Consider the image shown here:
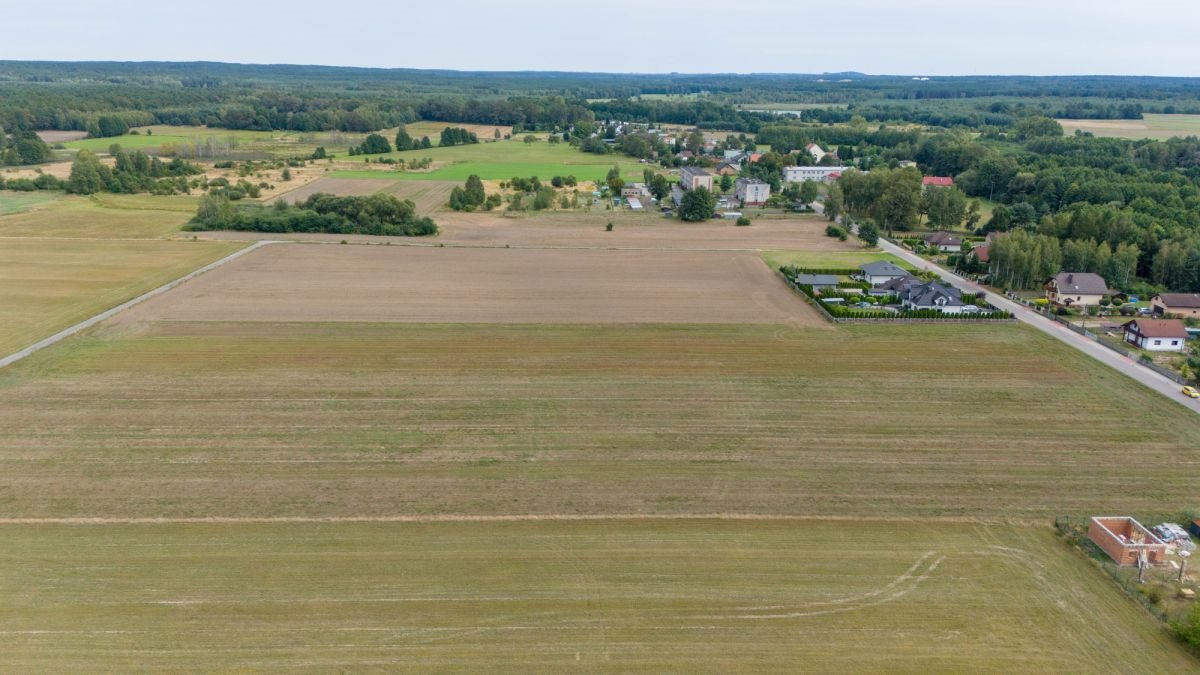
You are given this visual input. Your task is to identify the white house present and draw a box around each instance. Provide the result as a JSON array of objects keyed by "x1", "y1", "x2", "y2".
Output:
[
  {"x1": 1122, "y1": 319, "x2": 1188, "y2": 352},
  {"x1": 806, "y1": 143, "x2": 827, "y2": 163},
  {"x1": 857, "y1": 261, "x2": 912, "y2": 286},
  {"x1": 900, "y1": 281, "x2": 965, "y2": 314},
  {"x1": 783, "y1": 166, "x2": 848, "y2": 184},
  {"x1": 734, "y1": 177, "x2": 771, "y2": 206}
]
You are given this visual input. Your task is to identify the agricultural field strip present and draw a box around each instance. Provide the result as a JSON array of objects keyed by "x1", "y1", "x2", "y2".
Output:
[
  {"x1": 0, "y1": 514, "x2": 1035, "y2": 525},
  {"x1": 0, "y1": 240, "x2": 267, "y2": 370}
]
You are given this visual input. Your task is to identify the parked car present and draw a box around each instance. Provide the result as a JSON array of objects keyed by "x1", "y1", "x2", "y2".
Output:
[
  {"x1": 961, "y1": 305, "x2": 980, "y2": 313},
  {"x1": 1183, "y1": 386, "x2": 1199, "y2": 399},
  {"x1": 1138, "y1": 307, "x2": 1154, "y2": 317}
]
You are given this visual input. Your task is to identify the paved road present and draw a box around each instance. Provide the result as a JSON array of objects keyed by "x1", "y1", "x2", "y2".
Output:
[
  {"x1": 0, "y1": 240, "x2": 281, "y2": 371},
  {"x1": 872, "y1": 236, "x2": 1200, "y2": 415}
]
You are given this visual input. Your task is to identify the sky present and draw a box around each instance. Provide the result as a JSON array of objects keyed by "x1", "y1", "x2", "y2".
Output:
[{"x1": 6, "y1": 0, "x2": 1200, "y2": 76}]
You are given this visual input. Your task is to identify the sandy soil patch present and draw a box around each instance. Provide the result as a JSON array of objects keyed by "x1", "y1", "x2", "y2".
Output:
[
  {"x1": 35, "y1": 130, "x2": 89, "y2": 143},
  {"x1": 117, "y1": 243, "x2": 819, "y2": 325},
  {"x1": 263, "y1": 177, "x2": 396, "y2": 204}
]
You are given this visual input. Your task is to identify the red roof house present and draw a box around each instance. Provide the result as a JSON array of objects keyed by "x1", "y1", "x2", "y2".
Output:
[{"x1": 922, "y1": 176, "x2": 954, "y2": 187}]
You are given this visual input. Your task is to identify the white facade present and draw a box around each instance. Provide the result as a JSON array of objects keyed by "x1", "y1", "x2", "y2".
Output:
[
  {"x1": 735, "y1": 179, "x2": 771, "y2": 205},
  {"x1": 783, "y1": 166, "x2": 848, "y2": 184}
]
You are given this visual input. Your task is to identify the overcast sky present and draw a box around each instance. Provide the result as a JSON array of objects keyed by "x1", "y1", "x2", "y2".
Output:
[{"x1": 6, "y1": 0, "x2": 1200, "y2": 76}]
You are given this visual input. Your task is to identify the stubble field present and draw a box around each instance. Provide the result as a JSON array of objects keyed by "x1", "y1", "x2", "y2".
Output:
[{"x1": 114, "y1": 244, "x2": 818, "y2": 325}]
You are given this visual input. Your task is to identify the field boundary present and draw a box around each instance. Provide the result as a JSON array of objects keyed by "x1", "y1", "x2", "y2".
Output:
[
  {"x1": 0, "y1": 513, "x2": 1046, "y2": 526},
  {"x1": 0, "y1": 240, "x2": 279, "y2": 371}
]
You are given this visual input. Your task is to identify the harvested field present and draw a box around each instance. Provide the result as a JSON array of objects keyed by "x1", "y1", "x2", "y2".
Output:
[
  {"x1": 1058, "y1": 114, "x2": 1200, "y2": 140},
  {"x1": 196, "y1": 213, "x2": 854, "y2": 252},
  {"x1": 0, "y1": 195, "x2": 195, "y2": 239},
  {"x1": 117, "y1": 244, "x2": 816, "y2": 325},
  {"x1": 1, "y1": 519, "x2": 1192, "y2": 672},
  {"x1": 380, "y1": 180, "x2": 456, "y2": 215},
  {"x1": 2, "y1": 322, "x2": 1198, "y2": 520},
  {"x1": 0, "y1": 239, "x2": 243, "y2": 356},
  {"x1": 263, "y1": 177, "x2": 396, "y2": 205},
  {"x1": 34, "y1": 130, "x2": 89, "y2": 143}
]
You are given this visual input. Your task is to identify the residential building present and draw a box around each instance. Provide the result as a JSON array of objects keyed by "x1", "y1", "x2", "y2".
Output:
[
  {"x1": 900, "y1": 280, "x2": 964, "y2": 314},
  {"x1": 794, "y1": 274, "x2": 839, "y2": 291},
  {"x1": 1088, "y1": 517, "x2": 1167, "y2": 567},
  {"x1": 857, "y1": 261, "x2": 912, "y2": 286},
  {"x1": 1151, "y1": 293, "x2": 1200, "y2": 319},
  {"x1": 898, "y1": 160, "x2": 918, "y2": 169},
  {"x1": 924, "y1": 231, "x2": 962, "y2": 252},
  {"x1": 679, "y1": 166, "x2": 714, "y2": 191},
  {"x1": 1045, "y1": 272, "x2": 1109, "y2": 307},
  {"x1": 723, "y1": 150, "x2": 744, "y2": 160},
  {"x1": 869, "y1": 276, "x2": 921, "y2": 296},
  {"x1": 621, "y1": 183, "x2": 650, "y2": 200},
  {"x1": 968, "y1": 244, "x2": 990, "y2": 263},
  {"x1": 734, "y1": 177, "x2": 771, "y2": 206},
  {"x1": 806, "y1": 143, "x2": 827, "y2": 163},
  {"x1": 783, "y1": 166, "x2": 848, "y2": 184},
  {"x1": 922, "y1": 176, "x2": 954, "y2": 188},
  {"x1": 1122, "y1": 319, "x2": 1188, "y2": 352},
  {"x1": 715, "y1": 160, "x2": 740, "y2": 176}
]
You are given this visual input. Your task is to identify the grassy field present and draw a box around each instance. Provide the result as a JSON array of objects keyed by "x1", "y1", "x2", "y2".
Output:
[
  {"x1": 0, "y1": 239, "x2": 243, "y2": 356},
  {"x1": 1058, "y1": 114, "x2": 1200, "y2": 140},
  {"x1": 0, "y1": 191, "x2": 63, "y2": 216},
  {"x1": 2, "y1": 321, "x2": 1198, "y2": 520},
  {"x1": 761, "y1": 249, "x2": 915, "y2": 270},
  {"x1": 0, "y1": 195, "x2": 198, "y2": 239},
  {"x1": 334, "y1": 140, "x2": 647, "y2": 182},
  {"x1": 1, "y1": 519, "x2": 1191, "y2": 672},
  {"x1": 64, "y1": 125, "x2": 365, "y2": 158}
]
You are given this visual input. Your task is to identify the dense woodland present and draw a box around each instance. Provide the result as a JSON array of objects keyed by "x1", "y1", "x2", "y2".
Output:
[{"x1": 189, "y1": 193, "x2": 437, "y2": 237}]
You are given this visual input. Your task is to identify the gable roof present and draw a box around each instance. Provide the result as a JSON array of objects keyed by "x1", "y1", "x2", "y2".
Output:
[
  {"x1": 859, "y1": 261, "x2": 911, "y2": 277},
  {"x1": 924, "y1": 231, "x2": 961, "y2": 246},
  {"x1": 679, "y1": 166, "x2": 712, "y2": 179},
  {"x1": 1155, "y1": 293, "x2": 1200, "y2": 309},
  {"x1": 922, "y1": 176, "x2": 954, "y2": 187},
  {"x1": 872, "y1": 276, "x2": 922, "y2": 293},
  {"x1": 1050, "y1": 272, "x2": 1108, "y2": 296},
  {"x1": 1124, "y1": 319, "x2": 1188, "y2": 339}
]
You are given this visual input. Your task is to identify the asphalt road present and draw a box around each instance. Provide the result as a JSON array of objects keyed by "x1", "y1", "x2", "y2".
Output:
[{"x1": 872, "y1": 236, "x2": 1200, "y2": 416}]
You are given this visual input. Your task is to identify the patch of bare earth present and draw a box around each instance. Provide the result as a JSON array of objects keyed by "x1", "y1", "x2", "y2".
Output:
[{"x1": 115, "y1": 243, "x2": 820, "y2": 326}]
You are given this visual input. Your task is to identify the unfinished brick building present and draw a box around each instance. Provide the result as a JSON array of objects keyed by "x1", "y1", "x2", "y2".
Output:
[{"x1": 1088, "y1": 517, "x2": 1167, "y2": 567}]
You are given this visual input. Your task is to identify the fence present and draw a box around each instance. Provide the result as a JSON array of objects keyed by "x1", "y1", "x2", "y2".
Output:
[
  {"x1": 1031, "y1": 302, "x2": 1197, "y2": 387},
  {"x1": 780, "y1": 272, "x2": 1016, "y2": 325}
]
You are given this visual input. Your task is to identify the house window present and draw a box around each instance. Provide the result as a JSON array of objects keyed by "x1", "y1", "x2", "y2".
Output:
[
  {"x1": 1171, "y1": 340, "x2": 1180, "y2": 346},
  {"x1": 1153, "y1": 340, "x2": 1161, "y2": 346}
]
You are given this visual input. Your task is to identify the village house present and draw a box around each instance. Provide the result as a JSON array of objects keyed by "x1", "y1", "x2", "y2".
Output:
[
  {"x1": 679, "y1": 166, "x2": 714, "y2": 191},
  {"x1": 922, "y1": 176, "x2": 954, "y2": 188},
  {"x1": 621, "y1": 183, "x2": 650, "y2": 200},
  {"x1": 1045, "y1": 272, "x2": 1109, "y2": 307},
  {"x1": 1151, "y1": 293, "x2": 1200, "y2": 319},
  {"x1": 795, "y1": 274, "x2": 839, "y2": 292},
  {"x1": 1122, "y1": 318, "x2": 1188, "y2": 352},
  {"x1": 900, "y1": 280, "x2": 965, "y2": 314},
  {"x1": 968, "y1": 243, "x2": 990, "y2": 264},
  {"x1": 734, "y1": 177, "x2": 771, "y2": 206},
  {"x1": 783, "y1": 166, "x2": 848, "y2": 184},
  {"x1": 923, "y1": 231, "x2": 962, "y2": 253},
  {"x1": 715, "y1": 160, "x2": 740, "y2": 176},
  {"x1": 869, "y1": 275, "x2": 921, "y2": 296},
  {"x1": 857, "y1": 261, "x2": 912, "y2": 286},
  {"x1": 806, "y1": 143, "x2": 826, "y2": 163}
]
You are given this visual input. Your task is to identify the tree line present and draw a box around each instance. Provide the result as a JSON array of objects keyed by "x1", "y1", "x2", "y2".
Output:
[{"x1": 188, "y1": 193, "x2": 437, "y2": 237}]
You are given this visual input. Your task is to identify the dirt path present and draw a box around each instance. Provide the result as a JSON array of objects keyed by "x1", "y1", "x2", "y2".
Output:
[{"x1": 0, "y1": 240, "x2": 279, "y2": 371}]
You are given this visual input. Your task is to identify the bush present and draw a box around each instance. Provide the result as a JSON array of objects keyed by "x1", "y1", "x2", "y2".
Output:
[
  {"x1": 736, "y1": 216, "x2": 751, "y2": 226},
  {"x1": 825, "y1": 225, "x2": 845, "y2": 238}
]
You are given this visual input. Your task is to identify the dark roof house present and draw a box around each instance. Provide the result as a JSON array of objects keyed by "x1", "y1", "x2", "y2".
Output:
[
  {"x1": 795, "y1": 274, "x2": 839, "y2": 289},
  {"x1": 858, "y1": 261, "x2": 912, "y2": 281},
  {"x1": 924, "y1": 231, "x2": 962, "y2": 249},
  {"x1": 1048, "y1": 272, "x2": 1108, "y2": 296},
  {"x1": 901, "y1": 280, "x2": 963, "y2": 311}
]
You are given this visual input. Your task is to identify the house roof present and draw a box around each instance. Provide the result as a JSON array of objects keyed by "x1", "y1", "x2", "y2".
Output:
[
  {"x1": 1155, "y1": 293, "x2": 1200, "y2": 309},
  {"x1": 735, "y1": 177, "x2": 767, "y2": 186},
  {"x1": 795, "y1": 274, "x2": 839, "y2": 286},
  {"x1": 1050, "y1": 272, "x2": 1108, "y2": 296},
  {"x1": 924, "y1": 231, "x2": 961, "y2": 246},
  {"x1": 922, "y1": 176, "x2": 954, "y2": 187},
  {"x1": 971, "y1": 244, "x2": 990, "y2": 262},
  {"x1": 859, "y1": 261, "x2": 911, "y2": 277},
  {"x1": 1124, "y1": 319, "x2": 1188, "y2": 339},
  {"x1": 872, "y1": 276, "x2": 921, "y2": 293},
  {"x1": 903, "y1": 281, "x2": 963, "y2": 307},
  {"x1": 679, "y1": 166, "x2": 712, "y2": 178}
]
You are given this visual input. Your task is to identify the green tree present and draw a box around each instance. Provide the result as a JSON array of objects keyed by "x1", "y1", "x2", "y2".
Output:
[
  {"x1": 798, "y1": 180, "x2": 820, "y2": 207},
  {"x1": 464, "y1": 174, "x2": 486, "y2": 206},
  {"x1": 922, "y1": 186, "x2": 968, "y2": 229},
  {"x1": 857, "y1": 222, "x2": 880, "y2": 247},
  {"x1": 65, "y1": 150, "x2": 107, "y2": 195},
  {"x1": 395, "y1": 126, "x2": 414, "y2": 151},
  {"x1": 281, "y1": 167, "x2": 292, "y2": 181},
  {"x1": 649, "y1": 174, "x2": 670, "y2": 201},
  {"x1": 358, "y1": 133, "x2": 392, "y2": 155},
  {"x1": 680, "y1": 186, "x2": 717, "y2": 222},
  {"x1": 719, "y1": 174, "x2": 733, "y2": 193}
]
